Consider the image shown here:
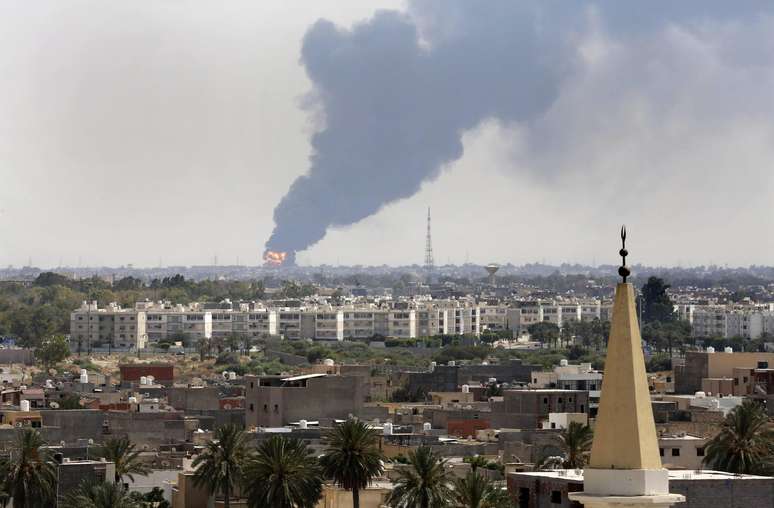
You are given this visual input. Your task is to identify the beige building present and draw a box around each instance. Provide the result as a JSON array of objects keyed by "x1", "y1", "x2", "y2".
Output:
[{"x1": 70, "y1": 301, "x2": 147, "y2": 349}]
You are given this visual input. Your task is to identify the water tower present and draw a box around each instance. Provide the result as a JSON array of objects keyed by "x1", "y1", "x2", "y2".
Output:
[{"x1": 485, "y1": 263, "x2": 499, "y2": 286}]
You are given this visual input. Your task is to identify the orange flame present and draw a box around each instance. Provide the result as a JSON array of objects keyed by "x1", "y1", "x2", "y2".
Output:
[{"x1": 263, "y1": 250, "x2": 288, "y2": 266}]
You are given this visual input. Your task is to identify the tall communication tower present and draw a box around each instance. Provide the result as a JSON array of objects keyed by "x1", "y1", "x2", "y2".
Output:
[{"x1": 424, "y1": 207, "x2": 434, "y2": 280}]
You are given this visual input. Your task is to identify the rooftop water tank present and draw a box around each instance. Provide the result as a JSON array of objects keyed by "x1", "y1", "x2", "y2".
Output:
[
  {"x1": 80, "y1": 370, "x2": 89, "y2": 384},
  {"x1": 707, "y1": 346, "x2": 715, "y2": 353},
  {"x1": 229, "y1": 371, "x2": 237, "y2": 380},
  {"x1": 448, "y1": 361, "x2": 456, "y2": 367},
  {"x1": 383, "y1": 422, "x2": 393, "y2": 436},
  {"x1": 128, "y1": 396, "x2": 138, "y2": 404},
  {"x1": 323, "y1": 358, "x2": 335, "y2": 366},
  {"x1": 695, "y1": 391, "x2": 706, "y2": 398},
  {"x1": 724, "y1": 347, "x2": 733, "y2": 354},
  {"x1": 423, "y1": 422, "x2": 432, "y2": 433},
  {"x1": 140, "y1": 376, "x2": 148, "y2": 385},
  {"x1": 560, "y1": 359, "x2": 569, "y2": 367},
  {"x1": 20, "y1": 400, "x2": 30, "y2": 412},
  {"x1": 462, "y1": 384, "x2": 470, "y2": 393},
  {"x1": 299, "y1": 419, "x2": 308, "y2": 429}
]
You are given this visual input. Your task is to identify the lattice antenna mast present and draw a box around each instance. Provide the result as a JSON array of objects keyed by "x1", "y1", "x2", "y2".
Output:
[{"x1": 424, "y1": 207, "x2": 435, "y2": 276}]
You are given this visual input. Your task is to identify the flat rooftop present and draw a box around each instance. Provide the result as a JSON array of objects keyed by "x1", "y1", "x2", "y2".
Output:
[{"x1": 511, "y1": 469, "x2": 772, "y2": 481}]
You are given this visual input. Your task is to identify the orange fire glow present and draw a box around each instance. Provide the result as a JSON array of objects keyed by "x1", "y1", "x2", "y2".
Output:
[{"x1": 263, "y1": 250, "x2": 288, "y2": 266}]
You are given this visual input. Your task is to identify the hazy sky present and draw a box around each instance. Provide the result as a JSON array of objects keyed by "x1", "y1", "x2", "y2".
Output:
[{"x1": 1, "y1": 1, "x2": 773, "y2": 268}]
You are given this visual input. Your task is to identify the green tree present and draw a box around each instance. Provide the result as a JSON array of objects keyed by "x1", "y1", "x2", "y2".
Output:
[
  {"x1": 61, "y1": 480, "x2": 141, "y2": 508},
  {"x1": 1, "y1": 428, "x2": 57, "y2": 508},
  {"x1": 640, "y1": 277, "x2": 675, "y2": 323},
  {"x1": 452, "y1": 471, "x2": 513, "y2": 508},
  {"x1": 95, "y1": 436, "x2": 151, "y2": 484},
  {"x1": 386, "y1": 446, "x2": 452, "y2": 508},
  {"x1": 702, "y1": 400, "x2": 774, "y2": 475},
  {"x1": 192, "y1": 424, "x2": 248, "y2": 508},
  {"x1": 242, "y1": 435, "x2": 323, "y2": 508},
  {"x1": 527, "y1": 322, "x2": 560, "y2": 348},
  {"x1": 320, "y1": 419, "x2": 384, "y2": 508},
  {"x1": 34, "y1": 335, "x2": 70, "y2": 372}
]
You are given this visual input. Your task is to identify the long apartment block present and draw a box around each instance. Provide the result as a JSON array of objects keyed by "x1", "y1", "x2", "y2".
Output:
[{"x1": 70, "y1": 299, "x2": 511, "y2": 347}]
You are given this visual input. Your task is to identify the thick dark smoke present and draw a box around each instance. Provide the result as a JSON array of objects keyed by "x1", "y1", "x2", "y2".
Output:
[{"x1": 265, "y1": 0, "x2": 771, "y2": 259}]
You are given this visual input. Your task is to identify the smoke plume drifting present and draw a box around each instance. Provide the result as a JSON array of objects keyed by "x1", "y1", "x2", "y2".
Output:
[{"x1": 265, "y1": 0, "x2": 771, "y2": 261}]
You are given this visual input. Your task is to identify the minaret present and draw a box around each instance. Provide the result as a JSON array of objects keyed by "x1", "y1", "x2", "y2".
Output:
[{"x1": 569, "y1": 227, "x2": 684, "y2": 508}]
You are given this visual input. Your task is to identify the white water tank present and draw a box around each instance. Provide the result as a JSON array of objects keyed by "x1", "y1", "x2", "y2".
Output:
[
  {"x1": 383, "y1": 422, "x2": 393, "y2": 435},
  {"x1": 299, "y1": 419, "x2": 308, "y2": 429},
  {"x1": 695, "y1": 391, "x2": 706, "y2": 398},
  {"x1": 128, "y1": 396, "x2": 138, "y2": 404},
  {"x1": 20, "y1": 400, "x2": 30, "y2": 412},
  {"x1": 448, "y1": 361, "x2": 456, "y2": 367},
  {"x1": 80, "y1": 369, "x2": 89, "y2": 384},
  {"x1": 462, "y1": 384, "x2": 470, "y2": 393},
  {"x1": 323, "y1": 358, "x2": 335, "y2": 367},
  {"x1": 488, "y1": 377, "x2": 497, "y2": 384},
  {"x1": 45, "y1": 379, "x2": 54, "y2": 389},
  {"x1": 147, "y1": 375, "x2": 155, "y2": 384},
  {"x1": 429, "y1": 362, "x2": 436, "y2": 372},
  {"x1": 724, "y1": 347, "x2": 733, "y2": 354},
  {"x1": 560, "y1": 359, "x2": 569, "y2": 367},
  {"x1": 229, "y1": 371, "x2": 237, "y2": 380},
  {"x1": 423, "y1": 422, "x2": 432, "y2": 433},
  {"x1": 481, "y1": 361, "x2": 489, "y2": 366},
  {"x1": 707, "y1": 346, "x2": 715, "y2": 353},
  {"x1": 140, "y1": 376, "x2": 148, "y2": 385}
]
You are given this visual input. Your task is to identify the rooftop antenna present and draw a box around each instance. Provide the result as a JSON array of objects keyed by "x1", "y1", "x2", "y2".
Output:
[{"x1": 424, "y1": 207, "x2": 434, "y2": 281}]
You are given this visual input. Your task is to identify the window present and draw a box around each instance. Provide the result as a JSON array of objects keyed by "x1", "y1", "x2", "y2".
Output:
[
  {"x1": 580, "y1": 404, "x2": 585, "y2": 413},
  {"x1": 273, "y1": 404, "x2": 279, "y2": 413},
  {"x1": 671, "y1": 448, "x2": 680, "y2": 457},
  {"x1": 558, "y1": 397, "x2": 563, "y2": 403},
  {"x1": 697, "y1": 447, "x2": 705, "y2": 457},
  {"x1": 550, "y1": 490, "x2": 562, "y2": 504},
  {"x1": 543, "y1": 397, "x2": 549, "y2": 404},
  {"x1": 263, "y1": 404, "x2": 268, "y2": 413},
  {"x1": 249, "y1": 404, "x2": 254, "y2": 412},
  {"x1": 659, "y1": 448, "x2": 664, "y2": 456}
]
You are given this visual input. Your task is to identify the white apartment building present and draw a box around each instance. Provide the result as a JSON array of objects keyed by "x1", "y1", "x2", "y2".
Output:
[
  {"x1": 71, "y1": 299, "x2": 501, "y2": 345},
  {"x1": 509, "y1": 300, "x2": 605, "y2": 334},
  {"x1": 70, "y1": 301, "x2": 147, "y2": 350},
  {"x1": 690, "y1": 304, "x2": 774, "y2": 339}
]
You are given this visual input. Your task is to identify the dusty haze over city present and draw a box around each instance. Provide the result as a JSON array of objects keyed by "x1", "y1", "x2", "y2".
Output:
[{"x1": 2, "y1": 1, "x2": 773, "y2": 268}]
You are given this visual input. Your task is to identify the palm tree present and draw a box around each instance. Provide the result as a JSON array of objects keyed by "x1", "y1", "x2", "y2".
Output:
[
  {"x1": 536, "y1": 421, "x2": 593, "y2": 470},
  {"x1": 2, "y1": 428, "x2": 57, "y2": 508},
  {"x1": 60, "y1": 480, "x2": 141, "y2": 508},
  {"x1": 320, "y1": 419, "x2": 384, "y2": 508},
  {"x1": 557, "y1": 421, "x2": 594, "y2": 469},
  {"x1": 242, "y1": 435, "x2": 323, "y2": 508},
  {"x1": 703, "y1": 399, "x2": 774, "y2": 474},
  {"x1": 192, "y1": 424, "x2": 248, "y2": 508},
  {"x1": 95, "y1": 436, "x2": 151, "y2": 484},
  {"x1": 452, "y1": 471, "x2": 513, "y2": 508},
  {"x1": 386, "y1": 446, "x2": 452, "y2": 508}
]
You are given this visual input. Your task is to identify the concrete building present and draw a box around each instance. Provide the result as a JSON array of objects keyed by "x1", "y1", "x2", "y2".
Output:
[
  {"x1": 70, "y1": 301, "x2": 147, "y2": 349},
  {"x1": 509, "y1": 469, "x2": 774, "y2": 508},
  {"x1": 244, "y1": 373, "x2": 367, "y2": 428},
  {"x1": 530, "y1": 361, "x2": 603, "y2": 399},
  {"x1": 674, "y1": 350, "x2": 774, "y2": 394}
]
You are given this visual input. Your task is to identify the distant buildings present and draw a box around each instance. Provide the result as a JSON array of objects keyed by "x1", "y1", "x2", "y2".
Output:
[{"x1": 681, "y1": 303, "x2": 774, "y2": 339}]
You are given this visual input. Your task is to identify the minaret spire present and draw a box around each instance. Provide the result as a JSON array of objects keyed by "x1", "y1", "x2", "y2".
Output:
[{"x1": 570, "y1": 228, "x2": 684, "y2": 508}]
